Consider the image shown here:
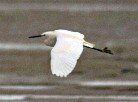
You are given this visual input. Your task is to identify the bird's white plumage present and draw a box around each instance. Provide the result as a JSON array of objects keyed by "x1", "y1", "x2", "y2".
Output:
[
  {"x1": 55, "y1": 29, "x2": 84, "y2": 39},
  {"x1": 29, "y1": 29, "x2": 97, "y2": 77},
  {"x1": 51, "y1": 30, "x2": 84, "y2": 77}
]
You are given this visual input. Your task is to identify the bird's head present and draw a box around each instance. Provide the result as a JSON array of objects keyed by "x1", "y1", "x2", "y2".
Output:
[
  {"x1": 41, "y1": 31, "x2": 54, "y2": 36},
  {"x1": 28, "y1": 31, "x2": 54, "y2": 38}
]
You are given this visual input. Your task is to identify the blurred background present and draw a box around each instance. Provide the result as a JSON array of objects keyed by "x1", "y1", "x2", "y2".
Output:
[{"x1": 0, "y1": 0, "x2": 138, "y2": 101}]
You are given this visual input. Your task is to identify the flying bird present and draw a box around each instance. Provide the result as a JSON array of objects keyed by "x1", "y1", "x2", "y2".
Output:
[{"x1": 29, "y1": 29, "x2": 113, "y2": 77}]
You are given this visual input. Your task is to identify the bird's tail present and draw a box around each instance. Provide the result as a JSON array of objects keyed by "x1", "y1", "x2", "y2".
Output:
[{"x1": 83, "y1": 41, "x2": 95, "y2": 48}]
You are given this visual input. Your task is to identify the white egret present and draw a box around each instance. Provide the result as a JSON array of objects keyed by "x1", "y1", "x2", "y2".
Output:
[{"x1": 29, "y1": 29, "x2": 113, "y2": 77}]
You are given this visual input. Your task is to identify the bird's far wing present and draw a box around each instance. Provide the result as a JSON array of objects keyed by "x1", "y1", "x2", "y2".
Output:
[
  {"x1": 44, "y1": 36, "x2": 56, "y2": 47},
  {"x1": 51, "y1": 35, "x2": 83, "y2": 77}
]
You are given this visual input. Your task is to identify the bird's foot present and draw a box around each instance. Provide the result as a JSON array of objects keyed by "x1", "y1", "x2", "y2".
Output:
[{"x1": 103, "y1": 47, "x2": 113, "y2": 55}]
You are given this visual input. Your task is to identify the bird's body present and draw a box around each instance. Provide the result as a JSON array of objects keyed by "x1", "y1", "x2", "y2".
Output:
[
  {"x1": 44, "y1": 30, "x2": 84, "y2": 47},
  {"x1": 29, "y1": 29, "x2": 113, "y2": 77}
]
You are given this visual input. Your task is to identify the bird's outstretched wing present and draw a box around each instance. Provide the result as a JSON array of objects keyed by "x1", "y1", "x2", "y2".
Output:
[{"x1": 51, "y1": 35, "x2": 83, "y2": 77}]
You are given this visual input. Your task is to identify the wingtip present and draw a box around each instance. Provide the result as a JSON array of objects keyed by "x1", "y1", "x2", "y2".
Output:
[{"x1": 52, "y1": 72, "x2": 68, "y2": 78}]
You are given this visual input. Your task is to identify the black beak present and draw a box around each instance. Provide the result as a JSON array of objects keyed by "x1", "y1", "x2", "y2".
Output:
[{"x1": 28, "y1": 34, "x2": 45, "y2": 38}]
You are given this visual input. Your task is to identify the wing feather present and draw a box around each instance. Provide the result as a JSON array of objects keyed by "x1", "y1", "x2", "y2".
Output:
[{"x1": 51, "y1": 34, "x2": 83, "y2": 77}]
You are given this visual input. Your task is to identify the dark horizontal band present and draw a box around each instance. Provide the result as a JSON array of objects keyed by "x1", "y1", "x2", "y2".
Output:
[{"x1": 28, "y1": 35, "x2": 45, "y2": 38}]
